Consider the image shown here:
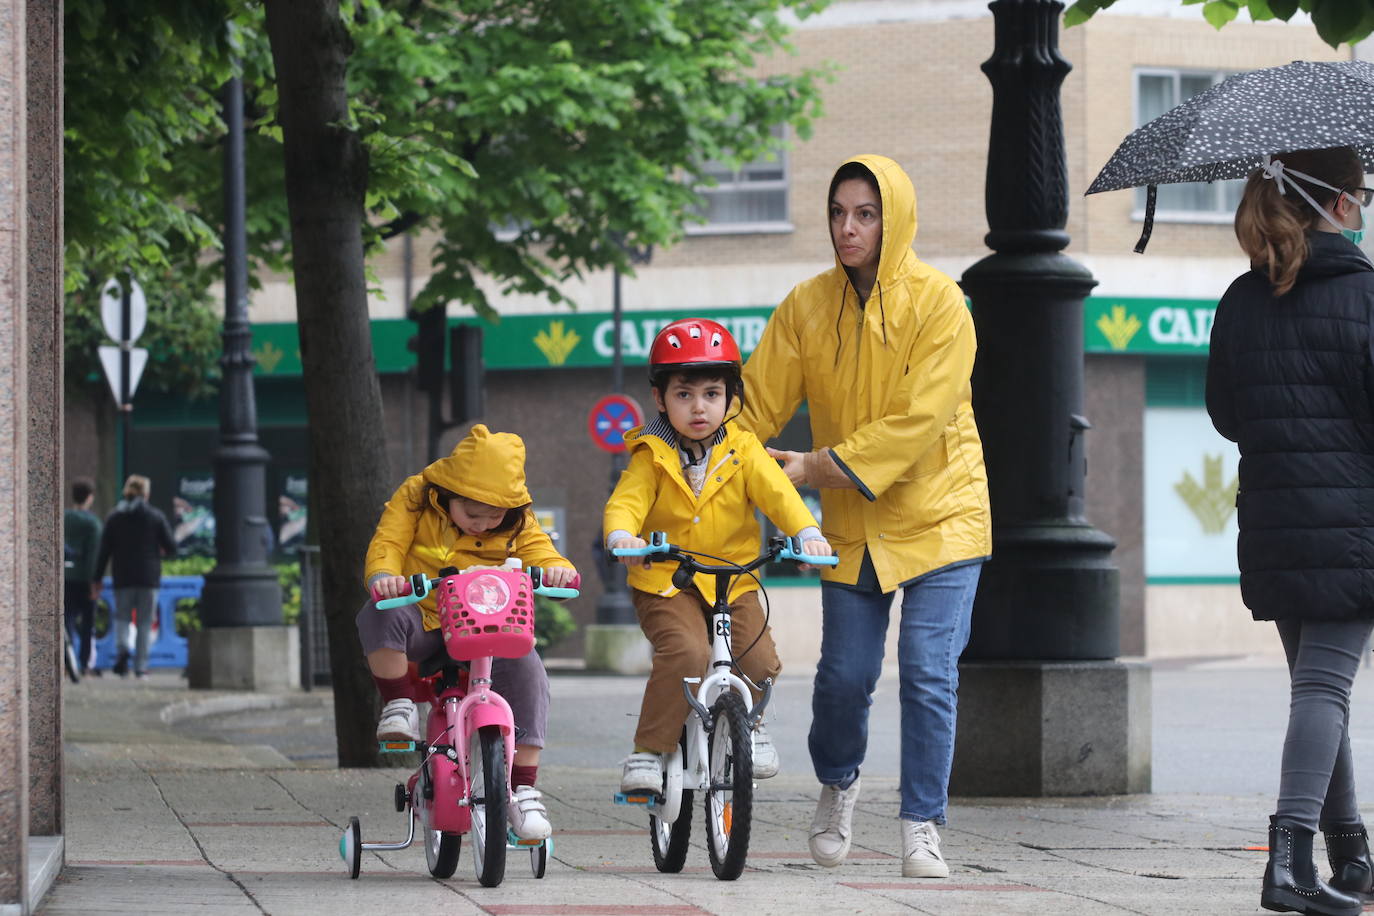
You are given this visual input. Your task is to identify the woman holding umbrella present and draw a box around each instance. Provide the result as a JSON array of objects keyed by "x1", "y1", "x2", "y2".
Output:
[{"x1": 1206, "y1": 146, "x2": 1374, "y2": 916}]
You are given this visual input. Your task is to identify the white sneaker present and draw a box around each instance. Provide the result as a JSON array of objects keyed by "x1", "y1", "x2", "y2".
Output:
[
  {"x1": 620, "y1": 752, "x2": 663, "y2": 794},
  {"x1": 508, "y1": 785, "x2": 552, "y2": 840},
  {"x1": 375, "y1": 698, "x2": 420, "y2": 742},
  {"x1": 752, "y1": 723, "x2": 779, "y2": 779},
  {"x1": 808, "y1": 776, "x2": 861, "y2": 867},
  {"x1": 901, "y1": 818, "x2": 949, "y2": 878}
]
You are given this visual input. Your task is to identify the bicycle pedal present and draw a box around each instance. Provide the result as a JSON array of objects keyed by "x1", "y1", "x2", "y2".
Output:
[
  {"x1": 377, "y1": 740, "x2": 417, "y2": 754},
  {"x1": 613, "y1": 791, "x2": 659, "y2": 806},
  {"x1": 506, "y1": 829, "x2": 544, "y2": 847}
]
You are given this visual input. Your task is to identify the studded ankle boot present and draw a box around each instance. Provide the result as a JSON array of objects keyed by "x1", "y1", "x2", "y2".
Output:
[
  {"x1": 1263, "y1": 816, "x2": 1362, "y2": 916},
  {"x1": 1323, "y1": 823, "x2": 1374, "y2": 900}
]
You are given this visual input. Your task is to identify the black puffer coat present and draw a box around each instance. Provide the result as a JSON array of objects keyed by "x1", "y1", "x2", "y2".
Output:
[
  {"x1": 1206, "y1": 231, "x2": 1374, "y2": 621},
  {"x1": 94, "y1": 497, "x2": 177, "y2": 588}
]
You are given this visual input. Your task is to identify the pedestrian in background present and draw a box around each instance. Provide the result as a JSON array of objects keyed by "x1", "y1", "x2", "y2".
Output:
[
  {"x1": 94, "y1": 474, "x2": 176, "y2": 678},
  {"x1": 1206, "y1": 146, "x2": 1374, "y2": 916},
  {"x1": 63, "y1": 477, "x2": 102, "y2": 677},
  {"x1": 738, "y1": 154, "x2": 991, "y2": 878}
]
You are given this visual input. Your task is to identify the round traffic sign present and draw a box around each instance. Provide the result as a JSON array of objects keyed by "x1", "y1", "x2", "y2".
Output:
[{"x1": 588, "y1": 394, "x2": 644, "y2": 453}]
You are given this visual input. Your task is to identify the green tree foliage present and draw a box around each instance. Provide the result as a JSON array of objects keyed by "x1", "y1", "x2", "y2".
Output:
[{"x1": 1065, "y1": 0, "x2": 1374, "y2": 48}]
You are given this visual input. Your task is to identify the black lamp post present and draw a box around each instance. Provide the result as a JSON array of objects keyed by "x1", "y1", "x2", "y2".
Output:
[
  {"x1": 198, "y1": 74, "x2": 284, "y2": 628},
  {"x1": 961, "y1": 0, "x2": 1118, "y2": 660}
]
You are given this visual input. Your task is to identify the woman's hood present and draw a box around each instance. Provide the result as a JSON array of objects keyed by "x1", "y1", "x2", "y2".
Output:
[
  {"x1": 830, "y1": 154, "x2": 918, "y2": 287},
  {"x1": 423, "y1": 423, "x2": 532, "y2": 508}
]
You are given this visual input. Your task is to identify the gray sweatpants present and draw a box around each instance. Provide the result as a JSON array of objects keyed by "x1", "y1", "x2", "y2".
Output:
[
  {"x1": 114, "y1": 586, "x2": 158, "y2": 675},
  {"x1": 356, "y1": 600, "x2": 550, "y2": 747},
  {"x1": 1274, "y1": 617, "x2": 1374, "y2": 831}
]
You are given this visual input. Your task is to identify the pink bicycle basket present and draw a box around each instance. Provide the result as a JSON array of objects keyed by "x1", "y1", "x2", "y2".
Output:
[{"x1": 435, "y1": 568, "x2": 536, "y2": 661}]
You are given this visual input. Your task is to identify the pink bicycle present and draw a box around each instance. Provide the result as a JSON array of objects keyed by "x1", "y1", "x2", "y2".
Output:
[{"x1": 339, "y1": 559, "x2": 578, "y2": 886}]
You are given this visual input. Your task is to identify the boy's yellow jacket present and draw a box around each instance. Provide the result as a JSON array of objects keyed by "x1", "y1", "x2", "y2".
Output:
[
  {"x1": 738, "y1": 154, "x2": 991, "y2": 593},
  {"x1": 364, "y1": 424, "x2": 568, "y2": 630},
  {"x1": 603, "y1": 422, "x2": 819, "y2": 604}
]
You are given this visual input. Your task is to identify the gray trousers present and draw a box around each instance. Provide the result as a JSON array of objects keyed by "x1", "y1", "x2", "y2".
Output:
[
  {"x1": 1275, "y1": 617, "x2": 1374, "y2": 831},
  {"x1": 356, "y1": 600, "x2": 550, "y2": 747},
  {"x1": 113, "y1": 586, "x2": 158, "y2": 675}
]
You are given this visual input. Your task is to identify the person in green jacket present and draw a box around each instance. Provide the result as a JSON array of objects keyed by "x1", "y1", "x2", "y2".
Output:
[
  {"x1": 63, "y1": 477, "x2": 102, "y2": 676},
  {"x1": 739, "y1": 155, "x2": 991, "y2": 879}
]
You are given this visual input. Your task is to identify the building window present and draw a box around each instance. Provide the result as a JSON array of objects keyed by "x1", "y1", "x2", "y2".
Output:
[
  {"x1": 1134, "y1": 69, "x2": 1243, "y2": 221},
  {"x1": 687, "y1": 125, "x2": 791, "y2": 235}
]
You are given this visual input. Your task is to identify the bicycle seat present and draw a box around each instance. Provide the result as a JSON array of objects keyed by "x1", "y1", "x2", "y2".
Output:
[{"x1": 417, "y1": 649, "x2": 467, "y2": 680}]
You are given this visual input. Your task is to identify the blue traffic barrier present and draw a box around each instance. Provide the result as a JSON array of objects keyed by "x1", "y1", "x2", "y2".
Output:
[{"x1": 93, "y1": 576, "x2": 203, "y2": 670}]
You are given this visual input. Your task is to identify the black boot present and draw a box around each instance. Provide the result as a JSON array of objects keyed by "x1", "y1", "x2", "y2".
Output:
[
  {"x1": 1263, "y1": 816, "x2": 1362, "y2": 915},
  {"x1": 1323, "y1": 823, "x2": 1374, "y2": 900},
  {"x1": 112, "y1": 649, "x2": 129, "y2": 677}
]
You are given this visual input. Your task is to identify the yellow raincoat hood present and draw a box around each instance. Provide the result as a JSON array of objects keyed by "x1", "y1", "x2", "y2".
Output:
[
  {"x1": 422, "y1": 424, "x2": 532, "y2": 508},
  {"x1": 739, "y1": 155, "x2": 991, "y2": 591}
]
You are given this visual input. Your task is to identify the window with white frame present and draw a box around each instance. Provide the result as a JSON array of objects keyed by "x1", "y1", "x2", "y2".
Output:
[
  {"x1": 689, "y1": 125, "x2": 790, "y2": 233},
  {"x1": 1135, "y1": 69, "x2": 1244, "y2": 219}
]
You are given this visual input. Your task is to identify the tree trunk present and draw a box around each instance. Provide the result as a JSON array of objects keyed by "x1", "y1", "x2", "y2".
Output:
[{"x1": 265, "y1": 0, "x2": 388, "y2": 767}]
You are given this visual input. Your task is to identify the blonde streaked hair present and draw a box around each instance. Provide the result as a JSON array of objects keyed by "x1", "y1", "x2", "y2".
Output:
[{"x1": 122, "y1": 474, "x2": 150, "y2": 500}]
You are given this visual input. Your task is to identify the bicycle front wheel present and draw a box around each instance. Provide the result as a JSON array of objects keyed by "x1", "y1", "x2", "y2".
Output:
[
  {"x1": 469, "y1": 725, "x2": 508, "y2": 887},
  {"x1": 704, "y1": 691, "x2": 753, "y2": 880}
]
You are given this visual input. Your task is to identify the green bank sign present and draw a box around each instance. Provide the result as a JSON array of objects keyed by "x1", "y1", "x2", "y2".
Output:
[{"x1": 247, "y1": 297, "x2": 1216, "y2": 376}]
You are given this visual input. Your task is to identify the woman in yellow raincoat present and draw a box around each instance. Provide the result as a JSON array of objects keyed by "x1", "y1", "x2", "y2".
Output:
[{"x1": 739, "y1": 155, "x2": 991, "y2": 878}]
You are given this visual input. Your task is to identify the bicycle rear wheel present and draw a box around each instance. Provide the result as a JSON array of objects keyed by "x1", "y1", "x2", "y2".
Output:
[
  {"x1": 650, "y1": 733, "x2": 692, "y2": 872},
  {"x1": 417, "y1": 761, "x2": 461, "y2": 878},
  {"x1": 469, "y1": 725, "x2": 508, "y2": 887},
  {"x1": 704, "y1": 691, "x2": 753, "y2": 880}
]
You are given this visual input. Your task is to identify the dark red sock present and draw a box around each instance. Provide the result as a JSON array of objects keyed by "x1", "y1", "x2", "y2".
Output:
[
  {"x1": 373, "y1": 674, "x2": 412, "y2": 702},
  {"x1": 511, "y1": 764, "x2": 538, "y2": 788}
]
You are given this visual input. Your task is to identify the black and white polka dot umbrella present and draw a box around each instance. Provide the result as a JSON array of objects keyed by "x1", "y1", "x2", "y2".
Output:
[{"x1": 1086, "y1": 59, "x2": 1374, "y2": 251}]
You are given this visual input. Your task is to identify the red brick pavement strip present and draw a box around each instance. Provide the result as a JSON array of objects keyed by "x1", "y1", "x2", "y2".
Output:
[
  {"x1": 842, "y1": 882, "x2": 1051, "y2": 892},
  {"x1": 183, "y1": 821, "x2": 331, "y2": 827},
  {"x1": 69, "y1": 860, "x2": 209, "y2": 867},
  {"x1": 747, "y1": 850, "x2": 896, "y2": 859},
  {"x1": 486, "y1": 908, "x2": 709, "y2": 915},
  {"x1": 551, "y1": 829, "x2": 644, "y2": 836}
]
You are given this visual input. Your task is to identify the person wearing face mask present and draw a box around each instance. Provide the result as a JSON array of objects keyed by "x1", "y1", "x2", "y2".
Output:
[
  {"x1": 737, "y1": 155, "x2": 990, "y2": 878},
  {"x1": 1206, "y1": 146, "x2": 1374, "y2": 916}
]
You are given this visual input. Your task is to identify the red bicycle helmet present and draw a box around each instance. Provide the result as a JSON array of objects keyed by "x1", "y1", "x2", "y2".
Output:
[{"x1": 648, "y1": 318, "x2": 741, "y2": 370}]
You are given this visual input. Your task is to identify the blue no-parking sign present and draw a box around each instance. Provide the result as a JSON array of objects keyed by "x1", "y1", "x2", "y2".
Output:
[{"x1": 587, "y1": 394, "x2": 644, "y2": 453}]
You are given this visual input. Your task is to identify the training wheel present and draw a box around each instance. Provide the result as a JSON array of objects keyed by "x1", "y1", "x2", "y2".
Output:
[
  {"x1": 531, "y1": 836, "x2": 551, "y2": 878},
  {"x1": 339, "y1": 815, "x2": 362, "y2": 879}
]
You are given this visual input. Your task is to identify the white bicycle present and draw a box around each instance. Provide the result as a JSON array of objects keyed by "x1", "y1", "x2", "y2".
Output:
[{"x1": 611, "y1": 532, "x2": 837, "y2": 880}]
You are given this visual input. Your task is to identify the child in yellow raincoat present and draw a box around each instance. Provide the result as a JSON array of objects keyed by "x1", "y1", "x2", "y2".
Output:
[
  {"x1": 603, "y1": 318, "x2": 832, "y2": 794},
  {"x1": 359, "y1": 423, "x2": 577, "y2": 840}
]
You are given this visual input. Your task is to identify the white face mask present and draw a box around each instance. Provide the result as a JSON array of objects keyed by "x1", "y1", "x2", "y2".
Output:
[{"x1": 1260, "y1": 156, "x2": 1368, "y2": 244}]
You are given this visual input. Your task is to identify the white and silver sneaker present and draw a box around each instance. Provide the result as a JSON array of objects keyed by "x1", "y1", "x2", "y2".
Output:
[
  {"x1": 752, "y1": 723, "x2": 779, "y2": 779},
  {"x1": 901, "y1": 818, "x2": 949, "y2": 878},
  {"x1": 375, "y1": 698, "x2": 420, "y2": 742},
  {"x1": 620, "y1": 752, "x2": 664, "y2": 794},
  {"x1": 508, "y1": 785, "x2": 552, "y2": 840},
  {"x1": 808, "y1": 776, "x2": 861, "y2": 867}
]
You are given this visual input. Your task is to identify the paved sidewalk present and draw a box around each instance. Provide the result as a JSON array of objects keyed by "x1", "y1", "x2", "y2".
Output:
[{"x1": 36, "y1": 663, "x2": 1374, "y2": 915}]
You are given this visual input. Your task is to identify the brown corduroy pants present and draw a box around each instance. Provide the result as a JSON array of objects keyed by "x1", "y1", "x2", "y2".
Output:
[{"x1": 631, "y1": 587, "x2": 782, "y2": 754}]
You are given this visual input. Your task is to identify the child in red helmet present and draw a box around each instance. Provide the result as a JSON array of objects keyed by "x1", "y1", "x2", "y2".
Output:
[{"x1": 604, "y1": 318, "x2": 833, "y2": 793}]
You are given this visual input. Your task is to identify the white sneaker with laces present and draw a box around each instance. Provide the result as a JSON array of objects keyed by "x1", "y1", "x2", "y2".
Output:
[
  {"x1": 620, "y1": 752, "x2": 664, "y2": 794},
  {"x1": 375, "y1": 698, "x2": 420, "y2": 742},
  {"x1": 752, "y1": 723, "x2": 779, "y2": 779},
  {"x1": 901, "y1": 818, "x2": 949, "y2": 878},
  {"x1": 508, "y1": 785, "x2": 552, "y2": 840},
  {"x1": 808, "y1": 776, "x2": 861, "y2": 867}
]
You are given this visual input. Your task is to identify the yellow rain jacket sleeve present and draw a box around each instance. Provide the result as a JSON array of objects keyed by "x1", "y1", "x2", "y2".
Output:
[
  {"x1": 739, "y1": 154, "x2": 991, "y2": 593},
  {"x1": 363, "y1": 424, "x2": 570, "y2": 630},
  {"x1": 603, "y1": 423, "x2": 818, "y2": 605}
]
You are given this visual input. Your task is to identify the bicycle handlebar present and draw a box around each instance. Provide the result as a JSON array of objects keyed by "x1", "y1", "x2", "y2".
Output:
[
  {"x1": 374, "y1": 568, "x2": 580, "y2": 610},
  {"x1": 611, "y1": 532, "x2": 839, "y2": 569}
]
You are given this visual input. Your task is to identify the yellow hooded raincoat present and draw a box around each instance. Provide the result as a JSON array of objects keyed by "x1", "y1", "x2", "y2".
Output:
[
  {"x1": 364, "y1": 424, "x2": 569, "y2": 630},
  {"x1": 603, "y1": 422, "x2": 819, "y2": 605},
  {"x1": 739, "y1": 155, "x2": 991, "y2": 593}
]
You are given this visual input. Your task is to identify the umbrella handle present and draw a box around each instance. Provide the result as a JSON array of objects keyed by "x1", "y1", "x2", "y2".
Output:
[{"x1": 1134, "y1": 185, "x2": 1156, "y2": 254}]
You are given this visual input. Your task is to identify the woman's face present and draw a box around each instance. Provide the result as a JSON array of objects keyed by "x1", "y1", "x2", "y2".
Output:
[{"x1": 830, "y1": 179, "x2": 883, "y2": 274}]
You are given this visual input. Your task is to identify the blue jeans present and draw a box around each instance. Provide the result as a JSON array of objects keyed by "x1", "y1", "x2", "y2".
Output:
[{"x1": 809, "y1": 560, "x2": 982, "y2": 824}]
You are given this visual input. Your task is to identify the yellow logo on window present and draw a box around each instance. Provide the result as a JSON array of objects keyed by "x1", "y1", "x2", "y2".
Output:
[
  {"x1": 255, "y1": 340, "x2": 286, "y2": 373},
  {"x1": 1174, "y1": 454, "x2": 1237, "y2": 534},
  {"x1": 1096, "y1": 304, "x2": 1142, "y2": 351},
  {"x1": 533, "y1": 320, "x2": 581, "y2": 366}
]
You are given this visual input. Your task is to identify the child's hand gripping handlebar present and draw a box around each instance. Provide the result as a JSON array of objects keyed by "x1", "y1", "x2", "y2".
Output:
[
  {"x1": 777, "y1": 536, "x2": 840, "y2": 567},
  {"x1": 373, "y1": 567, "x2": 581, "y2": 609},
  {"x1": 610, "y1": 531, "x2": 840, "y2": 568}
]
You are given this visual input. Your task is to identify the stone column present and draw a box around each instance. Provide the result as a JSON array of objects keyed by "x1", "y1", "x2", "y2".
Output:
[
  {"x1": 0, "y1": 0, "x2": 30, "y2": 907},
  {"x1": 26, "y1": 0, "x2": 63, "y2": 843}
]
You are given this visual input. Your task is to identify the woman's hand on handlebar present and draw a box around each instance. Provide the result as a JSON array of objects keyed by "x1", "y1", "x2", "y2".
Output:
[
  {"x1": 610, "y1": 536, "x2": 652, "y2": 568},
  {"x1": 541, "y1": 565, "x2": 579, "y2": 587},
  {"x1": 371, "y1": 575, "x2": 411, "y2": 601}
]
